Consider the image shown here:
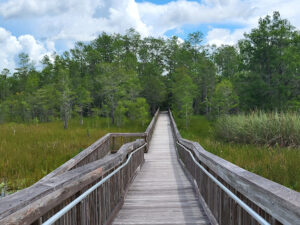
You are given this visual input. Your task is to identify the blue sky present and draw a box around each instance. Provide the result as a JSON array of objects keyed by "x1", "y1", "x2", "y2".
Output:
[{"x1": 0, "y1": 0, "x2": 299, "y2": 71}]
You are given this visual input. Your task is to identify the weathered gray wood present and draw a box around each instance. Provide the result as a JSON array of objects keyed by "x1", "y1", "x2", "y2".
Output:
[
  {"x1": 39, "y1": 133, "x2": 147, "y2": 183},
  {"x1": 144, "y1": 108, "x2": 160, "y2": 152},
  {"x1": 112, "y1": 113, "x2": 210, "y2": 225},
  {"x1": 38, "y1": 133, "x2": 112, "y2": 182},
  {"x1": 0, "y1": 108, "x2": 161, "y2": 225},
  {"x1": 0, "y1": 139, "x2": 146, "y2": 224},
  {"x1": 0, "y1": 168, "x2": 103, "y2": 225},
  {"x1": 169, "y1": 110, "x2": 300, "y2": 225}
]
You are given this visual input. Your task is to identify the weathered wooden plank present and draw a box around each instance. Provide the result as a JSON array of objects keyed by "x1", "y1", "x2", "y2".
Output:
[
  {"x1": 169, "y1": 110, "x2": 300, "y2": 225},
  {"x1": 0, "y1": 168, "x2": 103, "y2": 225},
  {"x1": 0, "y1": 139, "x2": 146, "y2": 224},
  {"x1": 112, "y1": 113, "x2": 210, "y2": 225}
]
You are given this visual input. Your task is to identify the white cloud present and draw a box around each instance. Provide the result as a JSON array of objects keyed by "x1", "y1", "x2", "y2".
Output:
[
  {"x1": 0, "y1": 0, "x2": 151, "y2": 71},
  {"x1": 1, "y1": 0, "x2": 300, "y2": 71},
  {"x1": 137, "y1": 0, "x2": 255, "y2": 35},
  {"x1": 18, "y1": 35, "x2": 49, "y2": 63},
  {"x1": 0, "y1": 0, "x2": 90, "y2": 19},
  {"x1": 0, "y1": 27, "x2": 52, "y2": 71},
  {"x1": 0, "y1": 0, "x2": 150, "y2": 42},
  {"x1": 0, "y1": 27, "x2": 22, "y2": 71},
  {"x1": 206, "y1": 28, "x2": 246, "y2": 46}
]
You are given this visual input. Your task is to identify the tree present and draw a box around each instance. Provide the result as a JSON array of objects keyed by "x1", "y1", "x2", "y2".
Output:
[
  {"x1": 139, "y1": 63, "x2": 167, "y2": 114},
  {"x1": 32, "y1": 85, "x2": 60, "y2": 122},
  {"x1": 238, "y1": 11, "x2": 300, "y2": 110},
  {"x1": 211, "y1": 80, "x2": 239, "y2": 116},
  {"x1": 127, "y1": 98, "x2": 149, "y2": 126},
  {"x1": 97, "y1": 63, "x2": 140, "y2": 124},
  {"x1": 74, "y1": 86, "x2": 92, "y2": 125},
  {"x1": 0, "y1": 69, "x2": 10, "y2": 102},
  {"x1": 213, "y1": 45, "x2": 239, "y2": 79},
  {"x1": 171, "y1": 67, "x2": 196, "y2": 128},
  {"x1": 57, "y1": 67, "x2": 72, "y2": 129}
]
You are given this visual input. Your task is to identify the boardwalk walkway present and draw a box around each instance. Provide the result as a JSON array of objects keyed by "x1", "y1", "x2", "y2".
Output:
[{"x1": 112, "y1": 113, "x2": 210, "y2": 225}]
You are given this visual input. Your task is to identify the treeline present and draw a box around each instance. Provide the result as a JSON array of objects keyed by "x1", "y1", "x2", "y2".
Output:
[{"x1": 0, "y1": 12, "x2": 299, "y2": 127}]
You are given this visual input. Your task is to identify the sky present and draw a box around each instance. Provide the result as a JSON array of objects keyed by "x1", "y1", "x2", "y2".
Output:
[{"x1": 0, "y1": 0, "x2": 300, "y2": 72}]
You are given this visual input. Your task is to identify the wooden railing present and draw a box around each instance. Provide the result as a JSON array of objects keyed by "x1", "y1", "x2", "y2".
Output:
[
  {"x1": 0, "y1": 109, "x2": 159, "y2": 225},
  {"x1": 144, "y1": 109, "x2": 159, "y2": 152},
  {"x1": 169, "y1": 110, "x2": 300, "y2": 225}
]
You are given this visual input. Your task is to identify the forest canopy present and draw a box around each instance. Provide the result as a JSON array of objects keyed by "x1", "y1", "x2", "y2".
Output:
[{"x1": 0, "y1": 11, "x2": 299, "y2": 127}]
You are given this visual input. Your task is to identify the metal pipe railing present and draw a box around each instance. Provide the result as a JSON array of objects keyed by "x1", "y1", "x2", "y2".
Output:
[
  {"x1": 42, "y1": 143, "x2": 147, "y2": 225},
  {"x1": 177, "y1": 141, "x2": 270, "y2": 225}
]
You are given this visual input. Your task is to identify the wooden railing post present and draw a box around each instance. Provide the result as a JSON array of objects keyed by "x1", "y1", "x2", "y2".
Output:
[
  {"x1": 0, "y1": 110, "x2": 159, "y2": 225},
  {"x1": 168, "y1": 109, "x2": 300, "y2": 225}
]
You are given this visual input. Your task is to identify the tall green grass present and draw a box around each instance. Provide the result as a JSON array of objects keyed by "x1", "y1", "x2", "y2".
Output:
[
  {"x1": 0, "y1": 117, "x2": 147, "y2": 192},
  {"x1": 215, "y1": 111, "x2": 300, "y2": 147},
  {"x1": 176, "y1": 115, "x2": 300, "y2": 192}
]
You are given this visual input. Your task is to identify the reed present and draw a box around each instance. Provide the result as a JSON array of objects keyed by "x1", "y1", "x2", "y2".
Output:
[
  {"x1": 0, "y1": 117, "x2": 146, "y2": 192},
  {"x1": 176, "y1": 115, "x2": 300, "y2": 192},
  {"x1": 215, "y1": 111, "x2": 300, "y2": 147}
]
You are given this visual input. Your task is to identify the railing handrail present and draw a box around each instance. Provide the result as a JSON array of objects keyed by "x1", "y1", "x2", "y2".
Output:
[
  {"x1": 0, "y1": 109, "x2": 160, "y2": 224},
  {"x1": 42, "y1": 143, "x2": 147, "y2": 225},
  {"x1": 39, "y1": 132, "x2": 146, "y2": 182},
  {"x1": 177, "y1": 141, "x2": 270, "y2": 225},
  {"x1": 169, "y1": 109, "x2": 300, "y2": 225},
  {"x1": 145, "y1": 108, "x2": 159, "y2": 134}
]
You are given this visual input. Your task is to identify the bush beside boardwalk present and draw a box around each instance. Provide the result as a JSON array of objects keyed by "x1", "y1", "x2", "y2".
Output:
[
  {"x1": 176, "y1": 115, "x2": 300, "y2": 192},
  {"x1": 215, "y1": 111, "x2": 300, "y2": 148}
]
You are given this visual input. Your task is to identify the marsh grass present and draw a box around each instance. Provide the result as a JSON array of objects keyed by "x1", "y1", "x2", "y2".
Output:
[
  {"x1": 176, "y1": 115, "x2": 300, "y2": 192},
  {"x1": 0, "y1": 117, "x2": 146, "y2": 192},
  {"x1": 215, "y1": 111, "x2": 300, "y2": 147}
]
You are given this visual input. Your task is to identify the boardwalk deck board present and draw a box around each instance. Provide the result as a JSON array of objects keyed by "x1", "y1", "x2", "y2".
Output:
[{"x1": 112, "y1": 113, "x2": 210, "y2": 225}]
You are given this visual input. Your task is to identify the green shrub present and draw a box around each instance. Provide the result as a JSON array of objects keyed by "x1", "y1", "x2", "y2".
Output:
[
  {"x1": 215, "y1": 111, "x2": 300, "y2": 147},
  {"x1": 176, "y1": 114, "x2": 300, "y2": 191}
]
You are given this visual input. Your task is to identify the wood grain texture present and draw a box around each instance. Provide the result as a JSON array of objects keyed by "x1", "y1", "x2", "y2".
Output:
[
  {"x1": 0, "y1": 109, "x2": 160, "y2": 225},
  {"x1": 112, "y1": 113, "x2": 210, "y2": 225},
  {"x1": 169, "y1": 110, "x2": 300, "y2": 225},
  {"x1": 0, "y1": 139, "x2": 146, "y2": 225}
]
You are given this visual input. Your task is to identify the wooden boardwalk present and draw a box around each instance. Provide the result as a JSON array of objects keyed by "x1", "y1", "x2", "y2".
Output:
[{"x1": 112, "y1": 113, "x2": 210, "y2": 225}]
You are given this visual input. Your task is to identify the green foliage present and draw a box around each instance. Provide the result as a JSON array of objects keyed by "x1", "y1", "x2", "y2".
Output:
[
  {"x1": 128, "y1": 98, "x2": 150, "y2": 126},
  {"x1": 215, "y1": 111, "x2": 300, "y2": 147},
  {"x1": 238, "y1": 11, "x2": 300, "y2": 110},
  {"x1": 211, "y1": 80, "x2": 238, "y2": 116},
  {"x1": 0, "y1": 118, "x2": 146, "y2": 192},
  {"x1": 115, "y1": 98, "x2": 150, "y2": 127},
  {"x1": 115, "y1": 100, "x2": 129, "y2": 127},
  {"x1": 171, "y1": 67, "x2": 196, "y2": 128},
  {"x1": 4, "y1": 13, "x2": 299, "y2": 124},
  {"x1": 213, "y1": 45, "x2": 239, "y2": 79},
  {"x1": 176, "y1": 115, "x2": 300, "y2": 192}
]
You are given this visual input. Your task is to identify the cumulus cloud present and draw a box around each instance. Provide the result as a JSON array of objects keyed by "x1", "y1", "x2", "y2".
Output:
[
  {"x1": 0, "y1": 0, "x2": 300, "y2": 71},
  {"x1": 0, "y1": 0, "x2": 151, "y2": 71},
  {"x1": 0, "y1": 27, "x2": 22, "y2": 71},
  {"x1": 137, "y1": 0, "x2": 256, "y2": 35},
  {"x1": 0, "y1": 27, "x2": 52, "y2": 71},
  {"x1": 0, "y1": 0, "x2": 91, "y2": 19},
  {"x1": 0, "y1": 0, "x2": 150, "y2": 41},
  {"x1": 206, "y1": 28, "x2": 247, "y2": 46}
]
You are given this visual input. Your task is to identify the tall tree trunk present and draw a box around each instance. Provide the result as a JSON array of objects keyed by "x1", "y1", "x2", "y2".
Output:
[{"x1": 80, "y1": 109, "x2": 83, "y2": 126}]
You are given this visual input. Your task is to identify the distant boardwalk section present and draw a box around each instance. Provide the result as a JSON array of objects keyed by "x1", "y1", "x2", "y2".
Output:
[{"x1": 112, "y1": 113, "x2": 210, "y2": 225}]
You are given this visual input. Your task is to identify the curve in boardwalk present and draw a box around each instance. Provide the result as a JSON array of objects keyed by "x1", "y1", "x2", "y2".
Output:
[{"x1": 112, "y1": 112, "x2": 210, "y2": 225}]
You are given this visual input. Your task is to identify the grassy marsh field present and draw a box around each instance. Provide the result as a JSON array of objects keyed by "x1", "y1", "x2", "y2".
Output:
[
  {"x1": 0, "y1": 118, "x2": 146, "y2": 192},
  {"x1": 176, "y1": 115, "x2": 300, "y2": 192}
]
